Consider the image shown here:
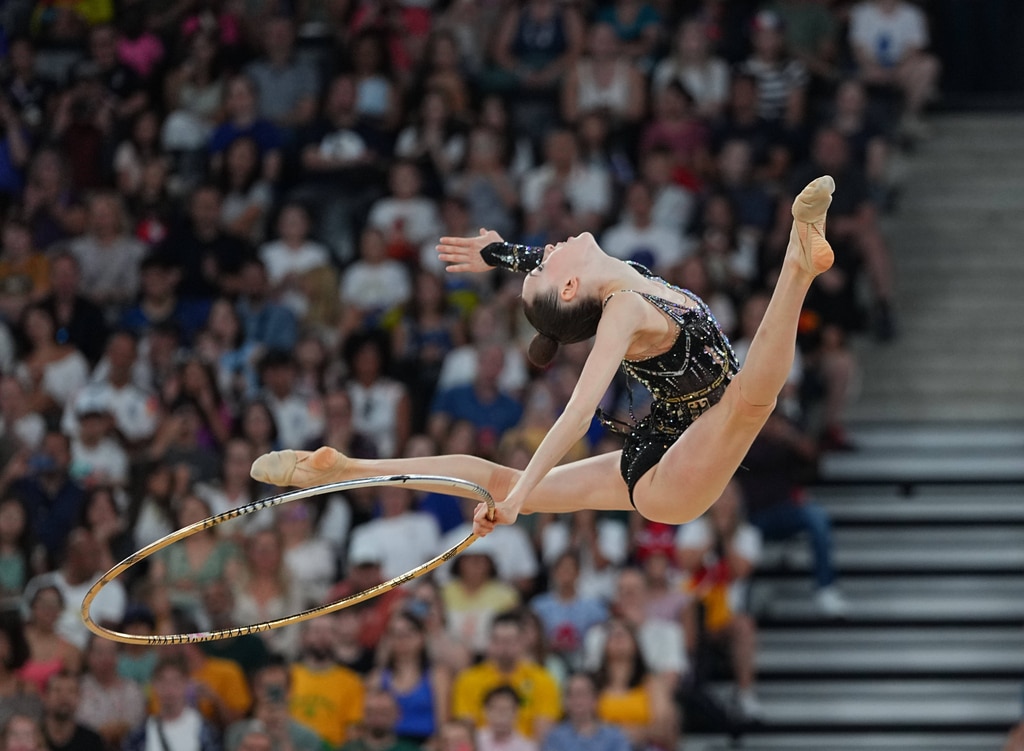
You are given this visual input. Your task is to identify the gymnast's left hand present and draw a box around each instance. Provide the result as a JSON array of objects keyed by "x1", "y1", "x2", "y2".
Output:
[{"x1": 472, "y1": 495, "x2": 521, "y2": 537}]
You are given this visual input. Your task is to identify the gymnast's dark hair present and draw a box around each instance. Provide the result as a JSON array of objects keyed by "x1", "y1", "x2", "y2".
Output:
[{"x1": 523, "y1": 290, "x2": 603, "y2": 367}]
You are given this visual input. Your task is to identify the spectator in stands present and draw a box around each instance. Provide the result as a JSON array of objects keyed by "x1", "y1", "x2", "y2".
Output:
[
  {"x1": 217, "y1": 136, "x2": 274, "y2": 246},
  {"x1": 652, "y1": 18, "x2": 731, "y2": 120},
  {"x1": 7, "y1": 433, "x2": 86, "y2": 566},
  {"x1": 601, "y1": 180, "x2": 691, "y2": 274},
  {"x1": 827, "y1": 78, "x2": 895, "y2": 208},
  {"x1": 196, "y1": 580, "x2": 271, "y2": 677},
  {"x1": 541, "y1": 672, "x2": 630, "y2": 751},
  {"x1": 38, "y1": 670, "x2": 103, "y2": 751},
  {"x1": 339, "y1": 687, "x2": 420, "y2": 751},
  {"x1": 739, "y1": 411, "x2": 849, "y2": 616},
  {"x1": 592, "y1": 617, "x2": 677, "y2": 750},
  {"x1": 244, "y1": 15, "x2": 319, "y2": 140},
  {"x1": 38, "y1": 252, "x2": 107, "y2": 366},
  {"x1": 677, "y1": 480, "x2": 763, "y2": 721},
  {"x1": 208, "y1": 74, "x2": 282, "y2": 182},
  {"x1": 367, "y1": 160, "x2": 443, "y2": 266},
  {"x1": 561, "y1": 22, "x2": 646, "y2": 134},
  {"x1": 276, "y1": 499, "x2": 336, "y2": 606},
  {"x1": 740, "y1": 10, "x2": 809, "y2": 127},
  {"x1": 14, "y1": 304, "x2": 89, "y2": 417},
  {"x1": 21, "y1": 149, "x2": 85, "y2": 252},
  {"x1": 2, "y1": 38, "x2": 54, "y2": 140},
  {"x1": 161, "y1": 31, "x2": 228, "y2": 158},
  {"x1": 539, "y1": 507, "x2": 628, "y2": 603},
  {"x1": 785, "y1": 126, "x2": 896, "y2": 339},
  {"x1": 594, "y1": 0, "x2": 663, "y2": 69},
  {"x1": 639, "y1": 82, "x2": 711, "y2": 186},
  {"x1": 17, "y1": 586, "x2": 80, "y2": 694},
  {"x1": 233, "y1": 528, "x2": 302, "y2": 659},
  {"x1": 75, "y1": 635, "x2": 145, "y2": 749},
  {"x1": 1, "y1": 713, "x2": 45, "y2": 751},
  {"x1": 293, "y1": 72, "x2": 386, "y2": 264},
  {"x1": 0, "y1": 217, "x2": 48, "y2": 324},
  {"x1": 122, "y1": 654, "x2": 220, "y2": 751},
  {"x1": 339, "y1": 229, "x2": 413, "y2": 336},
  {"x1": 394, "y1": 87, "x2": 467, "y2": 196},
  {"x1": 68, "y1": 191, "x2": 147, "y2": 311},
  {"x1": 257, "y1": 201, "x2": 332, "y2": 320},
  {"x1": 429, "y1": 342, "x2": 523, "y2": 458},
  {"x1": 258, "y1": 350, "x2": 324, "y2": 452},
  {"x1": 0, "y1": 494, "x2": 35, "y2": 599},
  {"x1": 530, "y1": 551, "x2": 608, "y2": 670},
  {"x1": 488, "y1": 0, "x2": 585, "y2": 143},
  {"x1": 159, "y1": 184, "x2": 254, "y2": 301},
  {"x1": 344, "y1": 332, "x2": 412, "y2": 460},
  {"x1": 446, "y1": 126, "x2": 519, "y2": 242},
  {"x1": 521, "y1": 128, "x2": 611, "y2": 234},
  {"x1": 451, "y1": 612, "x2": 561, "y2": 740},
  {"x1": 347, "y1": 30, "x2": 404, "y2": 135},
  {"x1": 237, "y1": 258, "x2": 298, "y2": 353},
  {"x1": 848, "y1": 0, "x2": 940, "y2": 140},
  {"x1": 290, "y1": 617, "x2": 365, "y2": 747},
  {"x1": 370, "y1": 609, "x2": 450, "y2": 745},
  {"x1": 77, "y1": 487, "x2": 133, "y2": 574},
  {"x1": 0, "y1": 612, "x2": 42, "y2": 730},
  {"x1": 476, "y1": 685, "x2": 537, "y2": 751},
  {"x1": 349, "y1": 484, "x2": 441, "y2": 582},
  {"x1": 442, "y1": 538, "x2": 520, "y2": 657},
  {"x1": 148, "y1": 492, "x2": 241, "y2": 614},
  {"x1": 225, "y1": 656, "x2": 323, "y2": 751}
]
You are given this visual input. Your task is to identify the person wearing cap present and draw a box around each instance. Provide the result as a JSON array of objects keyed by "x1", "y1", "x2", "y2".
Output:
[
  {"x1": 68, "y1": 392, "x2": 128, "y2": 488},
  {"x1": 61, "y1": 331, "x2": 159, "y2": 448}
]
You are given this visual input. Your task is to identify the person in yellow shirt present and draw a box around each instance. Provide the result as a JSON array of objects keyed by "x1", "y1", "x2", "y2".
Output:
[
  {"x1": 289, "y1": 616, "x2": 365, "y2": 747},
  {"x1": 452, "y1": 612, "x2": 561, "y2": 740}
]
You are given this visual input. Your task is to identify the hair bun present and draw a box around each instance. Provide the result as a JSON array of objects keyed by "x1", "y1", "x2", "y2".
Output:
[{"x1": 527, "y1": 333, "x2": 559, "y2": 368}]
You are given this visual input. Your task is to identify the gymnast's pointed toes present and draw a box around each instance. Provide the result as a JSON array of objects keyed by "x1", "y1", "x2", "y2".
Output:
[
  {"x1": 251, "y1": 450, "x2": 296, "y2": 486},
  {"x1": 792, "y1": 175, "x2": 835, "y2": 223}
]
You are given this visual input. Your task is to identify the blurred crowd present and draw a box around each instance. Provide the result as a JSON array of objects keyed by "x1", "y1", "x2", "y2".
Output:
[{"x1": 0, "y1": 0, "x2": 942, "y2": 749}]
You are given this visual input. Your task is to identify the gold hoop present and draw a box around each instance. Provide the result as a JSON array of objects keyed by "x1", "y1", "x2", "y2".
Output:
[{"x1": 82, "y1": 475, "x2": 495, "y2": 645}]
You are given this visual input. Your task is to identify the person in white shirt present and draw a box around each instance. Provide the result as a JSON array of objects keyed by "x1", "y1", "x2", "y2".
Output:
[
  {"x1": 346, "y1": 484, "x2": 441, "y2": 581},
  {"x1": 258, "y1": 350, "x2": 323, "y2": 452},
  {"x1": 848, "y1": 0, "x2": 940, "y2": 137},
  {"x1": 477, "y1": 685, "x2": 538, "y2": 751},
  {"x1": 23, "y1": 528, "x2": 126, "y2": 651},
  {"x1": 68, "y1": 396, "x2": 129, "y2": 488},
  {"x1": 367, "y1": 160, "x2": 443, "y2": 263},
  {"x1": 122, "y1": 654, "x2": 219, "y2": 751},
  {"x1": 600, "y1": 181, "x2": 691, "y2": 274},
  {"x1": 257, "y1": 202, "x2": 332, "y2": 318},
  {"x1": 520, "y1": 129, "x2": 611, "y2": 230},
  {"x1": 62, "y1": 332, "x2": 159, "y2": 447},
  {"x1": 338, "y1": 228, "x2": 412, "y2": 329},
  {"x1": 651, "y1": 18, "x2": 731, "y2": 120}
]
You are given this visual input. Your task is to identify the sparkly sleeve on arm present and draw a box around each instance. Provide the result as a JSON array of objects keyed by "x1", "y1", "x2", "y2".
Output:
[{"x1": 480, "y1": 242, "x2": 544, "y2": 273}]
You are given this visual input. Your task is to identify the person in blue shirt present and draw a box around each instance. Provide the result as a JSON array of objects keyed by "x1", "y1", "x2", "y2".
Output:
[
  {"x1": 428, "y1": 342, "x2": 523, "y2": 458},
  {"x1": 542, "y1": 672, "x2": 630, "y2": 751}
]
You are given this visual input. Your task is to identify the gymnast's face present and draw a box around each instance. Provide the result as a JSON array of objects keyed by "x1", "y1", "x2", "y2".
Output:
[{"x1": 521, "y1": 232, "x2": 598, "y2": 305}]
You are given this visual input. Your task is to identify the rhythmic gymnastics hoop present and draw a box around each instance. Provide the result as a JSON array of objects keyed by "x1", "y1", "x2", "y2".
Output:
[{"x1": 81, "y1": 474, "x2": 495, "y2": 645}]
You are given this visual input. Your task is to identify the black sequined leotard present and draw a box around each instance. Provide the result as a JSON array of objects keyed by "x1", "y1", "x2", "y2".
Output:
[{"x1": 480, "y1": 242, "x2": 739, "y2": 505}]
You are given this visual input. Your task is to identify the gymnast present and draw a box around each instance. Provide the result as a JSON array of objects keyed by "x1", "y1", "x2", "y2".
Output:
[{"x1": 252, "y1": 176, "x2": 836, "y2": 538}]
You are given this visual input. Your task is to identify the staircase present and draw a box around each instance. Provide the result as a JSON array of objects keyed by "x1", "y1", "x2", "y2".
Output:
[{"x1": 686, "y1": 114, "x2": 1024, "y2": 750}]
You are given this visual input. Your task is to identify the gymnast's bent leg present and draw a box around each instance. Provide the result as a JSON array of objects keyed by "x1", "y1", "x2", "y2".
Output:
[{"x1": 633, "y1": 176, "x2": 836, "y2": 526}]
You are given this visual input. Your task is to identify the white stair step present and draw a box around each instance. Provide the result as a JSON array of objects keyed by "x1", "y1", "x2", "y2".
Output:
[
  {"x1": 819, "y1": 450, "x2": 1024, "y2": 483},
  {"x1": 754, "y1": 575, "x2": 1024, "y2": 621},
  {"x1": 744, "y1": 679, "x2": 1020, "y2": 726},
  {"x1": 758, "y1": 627, "x2": 1024, "y2": 674},
  {"x1": 684, "y1": 732, "x2": 1008, "y2": 751}
]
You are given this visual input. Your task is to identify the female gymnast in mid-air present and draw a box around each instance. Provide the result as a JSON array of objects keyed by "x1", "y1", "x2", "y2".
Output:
[{"x1": 252, "y1": 176, "x2": 836, "y2": 537}]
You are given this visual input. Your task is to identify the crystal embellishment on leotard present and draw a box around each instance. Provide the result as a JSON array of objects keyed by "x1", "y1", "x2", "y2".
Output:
[
  {"x1": 598, "y1": 263, "x2": 740, "y2": 502},
  {"x1": 481, "y1": 241, "x2": 544, "y2": 273}
]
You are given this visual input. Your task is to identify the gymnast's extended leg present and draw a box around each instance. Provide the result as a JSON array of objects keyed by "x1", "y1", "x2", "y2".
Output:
[
  {"x1": 251, "y1": 444, "x2": 636, "y2": 513},
  {"x1": 634, "y1": 176, "x2": 836, "y2": 525}
]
